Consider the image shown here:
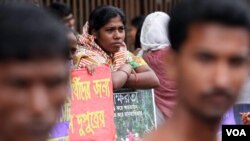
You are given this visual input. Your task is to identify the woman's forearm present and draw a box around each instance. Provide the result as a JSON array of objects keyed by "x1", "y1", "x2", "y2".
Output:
[{"x1": 125, "y1": 71, "x2": 160, "y2": 89}]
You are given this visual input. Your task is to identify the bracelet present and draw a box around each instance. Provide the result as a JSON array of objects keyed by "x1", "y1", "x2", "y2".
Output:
[
  {"x1": 128, "y1": 61, "x2": 140, "y2": 69},
  {"x1": 133, "y1": 73, "x2": 138, "y2": 89},
  {"x1": 119, "y1": 70, "x2": 130, "y2": 80}
]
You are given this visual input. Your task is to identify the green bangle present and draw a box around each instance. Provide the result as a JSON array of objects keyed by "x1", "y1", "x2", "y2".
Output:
[{"x1": 128, "y1": 61, "x2": 139, "y2": 69}]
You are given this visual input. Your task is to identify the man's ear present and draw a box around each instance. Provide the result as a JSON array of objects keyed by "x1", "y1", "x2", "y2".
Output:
[{"x1": 165, "y1": 48, "x2": 178, "y2": 81}]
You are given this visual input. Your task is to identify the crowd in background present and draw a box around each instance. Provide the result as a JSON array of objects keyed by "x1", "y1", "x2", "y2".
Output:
[{"x1": 0, "y1": 0, "x2": 250, "y2": 141}]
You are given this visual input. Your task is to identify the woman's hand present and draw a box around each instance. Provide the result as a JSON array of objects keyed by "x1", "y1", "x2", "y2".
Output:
[
  {"x1": 118, "y1": 64, "x2": 133, "y2": 75},
  {"x1": 125, "y1": 65, "x2": 160, "y2": 89},
  {"x1": 86, "y1": 64, "x2": 98, "y2": 75},
  {"x1": 112, "y1": 64, "x2": 133, "y2": 89}
]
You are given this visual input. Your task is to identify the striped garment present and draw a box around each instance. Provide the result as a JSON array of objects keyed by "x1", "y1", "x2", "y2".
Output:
[{"x1": 76, "y1": 45, "x2": 146, "y2": 71}]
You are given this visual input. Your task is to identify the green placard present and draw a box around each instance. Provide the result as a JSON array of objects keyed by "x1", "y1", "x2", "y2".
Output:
[{"x1": 114, "y1": 89, "x2": 156, "y2": 141}]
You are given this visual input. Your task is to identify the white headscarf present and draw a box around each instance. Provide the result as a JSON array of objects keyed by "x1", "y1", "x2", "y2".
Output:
[{"x1": 140, "y1": 11, "x2": 170, "y2": 52}]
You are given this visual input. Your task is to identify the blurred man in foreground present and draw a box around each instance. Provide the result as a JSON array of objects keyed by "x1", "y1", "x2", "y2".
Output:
[
  {"x1": 0, "y1": 4, "x2": 70, "y2": 141},
  {"x1": 144, "y1": 0, "x2": 250, "y2": 141}
]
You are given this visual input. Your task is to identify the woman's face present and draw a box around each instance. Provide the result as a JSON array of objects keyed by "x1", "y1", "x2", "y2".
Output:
[{"x1": 94, "y1": 16, "x2": 125, "y2": 55}]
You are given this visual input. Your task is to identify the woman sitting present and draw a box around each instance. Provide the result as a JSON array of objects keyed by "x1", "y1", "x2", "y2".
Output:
[{"x1": 75, "y1": 5, "x2": 160, "y2": 90}]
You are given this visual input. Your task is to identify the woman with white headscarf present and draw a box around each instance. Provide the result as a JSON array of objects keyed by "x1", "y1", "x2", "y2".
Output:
[{"x1": 140, "y1": 12, "x2": 177, "y2": 126}]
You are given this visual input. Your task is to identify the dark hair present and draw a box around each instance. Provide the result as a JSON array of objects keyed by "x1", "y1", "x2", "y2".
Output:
[
  {"x1": 48, "y1": 2, "x2": 71, "y2": 19},
  {"x1": 134, "y1": 25, "x2": 143, "y2": 49},
  {"x1": 132, "y1": 16, "x2": 146, "y2": 49},
  {"x1": 0, "y1": 4, "x2": 70, "y2": 61},
  {"x1": 131, "y1": 16, "x2": 146, "y2": 30},
  {"x1": 88, "y1": 5, "x2": 126, "y2": 34},
  {"x1": 169, "y1": 0, "x2": 250, "y2": 52}
]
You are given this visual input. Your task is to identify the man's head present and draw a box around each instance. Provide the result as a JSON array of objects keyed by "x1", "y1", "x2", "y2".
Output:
[
  {"x1": 67, "y1": 29, "x2": 78, "y2": 60},
  {"x1": 169, "y1": 0, "x2": 250, "y2": 121},
  {"x1": 0, "y1": 4, "x2": 70, "y2": 141},
  {"x1": 48, "y1": 2, "x2": 75, "y2": 30},
  {"x1": 128, "y1": 16, "x2": 145, "y2": 47}
]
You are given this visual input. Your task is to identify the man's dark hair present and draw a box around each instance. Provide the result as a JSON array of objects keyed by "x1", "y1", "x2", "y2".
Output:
[
  {"x1": 48, "y1": 2, "x2": 71, "y2": 19},
  {"x1": 132, "y1": 16, "x2": 146, "y2": 49},
  {"x1": 169, "y1": 0, "x2": 250, "y2": 52},
  {"x1": 131, "y1": 16, "x2": 146, "y2": 30},
  {"x1": 135, "y1": 25, "x2": 143, "y2": 49},
  {"x1": 88, "y1": 5, "x2": 126, "y2": 34},
  {"x1": 0, "y1": 4, "x2": 70, "y2": 61}
]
